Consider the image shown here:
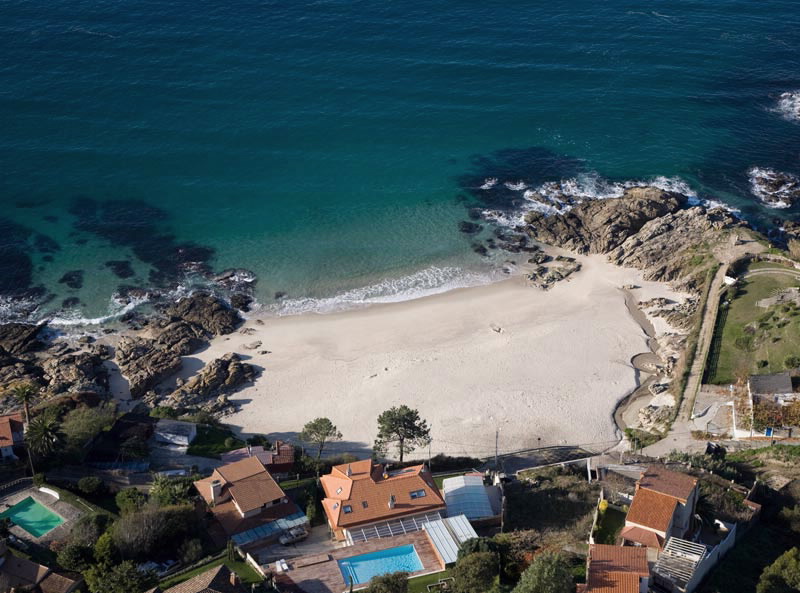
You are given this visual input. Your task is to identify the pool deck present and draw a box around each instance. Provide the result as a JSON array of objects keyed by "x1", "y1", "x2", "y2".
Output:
[
  {"x1": 0, "y1": 487, "x2": 82, "y2": 544},
  {"x1": 274, "y1": 532, "x2": 444, "y2": 593}
]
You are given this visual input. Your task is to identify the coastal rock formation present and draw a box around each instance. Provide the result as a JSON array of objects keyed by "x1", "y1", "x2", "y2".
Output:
[
  {"x1": 0, "y1": 323, "x2": 44, "y2": 355},
  {"x1": 523, "y1": 187, "x2": 745, "y2": 294},
  {"x1": 524, "y1": 187, "x2": 686, "y2": 254},
  {"x1": 159, "y1": 293, "x2": 241, "y2": 336},
  {"x1": 748, "y1": 167, "x2": 800, "y2": 209},
  {"x1": 40, "y1": 350, "x2": 109, "y2": 395},
  {"x1": 149, "y1": 353, "x2": 256, "y2": 416},
  {"x1": 115, "y1": 336, "x2": 182, "y2": 398}
]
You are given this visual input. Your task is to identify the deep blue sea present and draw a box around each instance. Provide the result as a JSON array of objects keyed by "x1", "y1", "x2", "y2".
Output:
[{"x1": 1, "y1": 0, "x2": 799, "y2": 324}]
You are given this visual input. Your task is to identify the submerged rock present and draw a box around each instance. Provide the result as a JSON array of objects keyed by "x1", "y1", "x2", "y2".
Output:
[
  {"x1": 458, "y1": 221, "x2": 483, "y2": 234},
  {"x1": 105, "y1": 260, "x2": 135, "y2": 279},
  {"x1": 748, "y1": 167, "x2": 800, "y2": 209},
  {"x1": 58, "y1": 270, "x2": 84, "y2": 290}
]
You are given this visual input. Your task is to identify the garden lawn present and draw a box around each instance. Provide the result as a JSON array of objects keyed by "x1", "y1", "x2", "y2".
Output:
[
  {"x1": 593, "y1": 507, "x2": 625, "y2": 545},
  {"x1": 159, "y1": 557, "x2": 262, "y2": 588},
  {"x1": 186, "y1": 425, "x2": 245, "y2": 458},
  {"x1": 707, "y1": 267, "x2": 800, "y2": 384},
  {"x1": 408, "y1": 569, "x2": 452, "y2": 593}
]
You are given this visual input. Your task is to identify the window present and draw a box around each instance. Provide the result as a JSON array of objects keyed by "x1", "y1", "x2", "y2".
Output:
[
  {"x1": 343, "y1": 505, "x2": 352, "y2": 514},
  {"x1": 410, "y1": 489, "x2": 426, "y2": 499},
  {"x1": 336, "y1": 487, "x2": 343, "y2": 494},
  {"x1": 362, "y1": 501, "x2": 369, "y2": 508}
]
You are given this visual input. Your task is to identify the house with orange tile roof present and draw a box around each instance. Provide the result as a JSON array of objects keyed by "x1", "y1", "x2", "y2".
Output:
[
  {"x1": 577, "y1": 544, "x2": 649, "y2": 593},
  {"x1": 0, "y1": 413, "x2": 24, "y2": 461},
  {"x1": 320, "y1": 460, "x2": 446, "y2": 544},
  {"x1": 194, "y1": 456, "x2": 306, "y2": 547},
  {"x1": 220, "y1": 440, "x2": 294, "y2": 477},
  {"x1": 620, "y1": 466, "x2": 698, "y2": 551}
]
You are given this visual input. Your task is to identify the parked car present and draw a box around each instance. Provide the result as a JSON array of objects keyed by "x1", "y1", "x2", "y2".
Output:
[{"x1": 279, "y1": 526, "x2": 308, "y2": 545}]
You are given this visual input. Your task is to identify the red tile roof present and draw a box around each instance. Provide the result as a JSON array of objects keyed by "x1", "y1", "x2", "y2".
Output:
[
  {"x1": 0, "y1": 413, "x2": 24, "y2": 447},
  {"x1": 195, "y1": 457, "x2": 286, "y2": 514},
  {"x1": 626, "y1": 488, "x2": 677, "y2": 534},
  {"x1": 320, "y1": 460, "x2": 445, "y2": 529},
  {"x1": 584, "y1": 544, "x2": 649, "y2": 593},
  {"x1": 639, "y1": 466, "x2": 697, "y2": 502},
  {"x1": 619, "y1": 525, "x2": 665, "y2": 549}
]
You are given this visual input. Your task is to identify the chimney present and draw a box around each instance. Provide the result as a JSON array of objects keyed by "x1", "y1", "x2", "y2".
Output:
[
  {"x1": 346, "y1": 464, "x2": 352, "y2": 477},
  {"x1": 247, "y1": 444, "x2": 252, "y2": 456},
  {"x1": 230, "y1": 570, "x2": 240, "y2": 586},
  {"x1": 388, "y1": 494, "x2": 396, "y2": 509},
  {"x1": 210, "y1": 479, "x2": 222, "y2": 505}
]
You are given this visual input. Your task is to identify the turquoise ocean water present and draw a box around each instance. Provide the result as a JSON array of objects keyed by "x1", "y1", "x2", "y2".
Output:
[{"x1": 1, "y1": 1, "x2": 799, "y2": 324}]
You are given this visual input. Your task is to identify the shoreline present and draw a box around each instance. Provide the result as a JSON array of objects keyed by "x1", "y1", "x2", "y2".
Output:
[{"x1": 162, "y1": 253, "x2": 688, "y2": 459}]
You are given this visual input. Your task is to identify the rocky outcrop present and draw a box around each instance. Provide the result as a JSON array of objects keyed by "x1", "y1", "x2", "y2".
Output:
[
  {"x1": 748, "y1": 167, "x2": 800, "y2": 209},
  {"x1": 147, "y1": 353, "x2": 256, "y2": 416},
  {"x1": 116, "y1": 336, "x2": 182, "y2": 398},
  {"x1": 522, "y1": 187, "x2": 746, "y2": 294},
  {"x1": 40, "y1": 350, "x2": 109, "y2": 395},
  {"x1": 0, "y1": 323, "x2": 44, "y2": 355},
  {"x1": 159, "y1": 293, "x2": 241, "y2": 336},
  {"x1": 524, "y1": 187, "x2": 687, "y2": 254}
]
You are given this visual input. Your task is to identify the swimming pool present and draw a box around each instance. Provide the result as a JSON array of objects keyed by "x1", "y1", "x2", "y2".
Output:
[
  {"x1": 0, "y1": 497, "x2": 65, "y2": 537},
  {"x1": 338, "y1": 544, "x2": 424, "y2": 585}
]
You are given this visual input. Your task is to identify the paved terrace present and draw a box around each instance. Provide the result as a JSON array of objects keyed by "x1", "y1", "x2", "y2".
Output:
[{"x1": 274, "y1": 531, "x2": 443, "y2": 593}]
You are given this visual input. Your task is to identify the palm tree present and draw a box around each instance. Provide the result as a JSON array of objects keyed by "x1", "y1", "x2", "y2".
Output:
[
  {"x1": 25, "y1": 411, "x2": 63, "y2": 474},
  {"x1": 8, "y1": 382, "x2": 38, "y2": 425}
]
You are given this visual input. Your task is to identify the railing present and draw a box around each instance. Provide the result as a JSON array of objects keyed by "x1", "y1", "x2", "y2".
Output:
[{"x1": 347, "y1": 512, "x2": 443, "y2": 544}]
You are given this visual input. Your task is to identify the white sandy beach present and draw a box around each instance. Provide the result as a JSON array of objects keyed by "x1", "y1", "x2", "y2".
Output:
[{"x1": 178, "y1": 254, "x2": 684, "y2": 459}]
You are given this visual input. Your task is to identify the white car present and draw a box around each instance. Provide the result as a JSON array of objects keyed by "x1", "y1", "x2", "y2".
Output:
[{"x1": 279, "y1": 526, "x2": 308, "y2": 545}]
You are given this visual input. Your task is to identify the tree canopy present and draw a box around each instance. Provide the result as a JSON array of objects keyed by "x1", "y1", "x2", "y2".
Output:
[
  {"x1": 25, "y1": 409, "x2": 63, "y2": 458},
  {"x1": 300, "y1": 417, "x2": 342, "y2": 461},
  {"x1": 758, "y1": 547, "x2": 800, "y2": 593},
  {"x1": 512, "y1": 552, "x2": 572, "y2": 593},
  {"x1": 364, "y1": 571, "x2": 409, "y2": 593},
  {"x1": 374, "y1": 405, "x2": 430, "y2": 463},
  {"x1": 453, "y1": 552, "x2": 498, "y2": 593}
]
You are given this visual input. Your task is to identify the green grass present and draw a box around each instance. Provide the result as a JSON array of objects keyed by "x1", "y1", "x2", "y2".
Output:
[
  {"x1": 408, "y1": 569, "x2": 452, "y2": 593},
  {"x1": 159, "y1": 557, "x2": 263, "y2": 588},
  {"x1": 44, "y1": 483, "x2": 117, "y2": 519},
  {"x1": 433, "y1": 472, "x2": 466, "y2": 489},
  {"x1": 593, "y1": 507, "x2": 625, "y2": 545},
  {"x1": 707, "y1": 269, "x2": 800, "y2": 384},
  {"x1": 277, "y1": 476, "x2": 316, "y2": 491},
  {"x1": 186, "y1": 425, "x2": 245, "y2": 459}
]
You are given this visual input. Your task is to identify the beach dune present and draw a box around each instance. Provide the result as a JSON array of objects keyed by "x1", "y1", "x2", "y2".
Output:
[{"x1": 192, "y1": 255, "x2": 682, "y2": 460}]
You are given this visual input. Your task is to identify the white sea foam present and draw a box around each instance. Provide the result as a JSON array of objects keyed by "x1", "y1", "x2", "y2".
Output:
[
  {"x1": 48, "y1": 293, "x2": 153, "y2": 327},
  {"x1": 504, "y1": 181, "x2": 527, "y2": 191},
  {"x1": 774, "y1": 91, "x2": 800, "y2": 122},
  {"x1": 480, "y1": 177, "x2": 498, "y2": 190},
  {"x1": 268, "y1": 266, "x2": 497, "y2": 317},
  {"x1": 748, "y1": 167, "x2": 800, "y2": 209},
  {"x1": 481, "y1": 171, "x2": 738, "y2": 229}
]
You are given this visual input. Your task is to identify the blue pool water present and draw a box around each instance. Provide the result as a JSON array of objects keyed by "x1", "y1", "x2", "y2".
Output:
[{"x1": 338, "y1": 544, "x2": 424, "y2": 585}]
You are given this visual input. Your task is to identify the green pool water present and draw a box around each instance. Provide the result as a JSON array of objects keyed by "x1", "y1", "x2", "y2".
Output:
[{"x1": 1, "y1": 496, "x2": 65, "y2": 537}]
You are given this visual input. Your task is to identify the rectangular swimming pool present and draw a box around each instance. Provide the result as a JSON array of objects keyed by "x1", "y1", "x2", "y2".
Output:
[
  {"x1": 0, "y1": 496, "x2": 65, "y2": 537},
  {"x1": 338, "y1": 544, "x2": 424, "y2": 585}
]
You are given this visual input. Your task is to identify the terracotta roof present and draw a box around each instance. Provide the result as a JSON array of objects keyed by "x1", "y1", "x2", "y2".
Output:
[
  {"x1": 584, "y1": 544, "x2": 648, "y2": 592},
  {"x1": 163, "y1": 564, "x2": 247, "y2": 593},
  {"x1": 589, "y1": 544, "x2": 649, "y2": 577},
  {"x1": 585, "y1": 572, "x2": 640, "y2": 593},
  {"x1": 0, "y1": 555, "x2": 50, "y2": 586},
  {"x1": 195, "y1": 457, "x2": 286, "y2": 514},
  {"x1": 626, "y1": 488, "x2": 677, "y2": 534},
  {"x1": 0, "y1": 413, "x2": 24, "y2": 447},
  {"x1": 619, "y1": 525, "x2": 665, "y2": 549},
  {"x1": 320, "y1": 460, "x2": 445, "y2": 529},
  {"x1": 208, "y1": 495, "x2": 299, "y2": 537},
  {"x1": 38, "y1": 572, "x2": 82, "y2": 593},
  {"x1": 638, "y1": 466, "x2": 697, "y2": 502}
]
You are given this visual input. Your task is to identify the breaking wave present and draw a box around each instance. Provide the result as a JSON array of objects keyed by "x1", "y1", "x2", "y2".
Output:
[
  {"x1": 748, "y1": 167, "x2": 800, "y2": 209},
  {"x1": 267, "y1": 266, "x2": 498, "y2": 316},
  {"x1": 774, "y1": 91, "x2": 800, "y2": 122}
]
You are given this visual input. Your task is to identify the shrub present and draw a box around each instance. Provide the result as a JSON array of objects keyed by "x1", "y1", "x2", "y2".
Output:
[
  {"x1": 512, "y1": 552, "x2": 572, "y2": 593},
  {"x1": 32, "y1": 473, "x2": 46, "y2": 487},
  {"x1": 149, "y1": 406, "x2": 179, "y2": 419},
  {"x1": 784, "y1": 356, "x2": 800, "y2": 369},
  {"x1": 598, "y1": 499, "x2": 609, "y2": 513},
  {"x1": 757, "y1": 547, "x2": 800, "y2": 593},
  {"x1": 246, "y1": 434, "x2": 271, "y2": 448},
  {"x1": 757, "y1": 360, "x2": 769, "y2": 368},
  {"x1": 57, "y1": 541, "x2": 93, "y2": 571},
  {"x1": 115, "y1": 487, "x2": 146, "y2": 515},
  {"x1": 84, "y1": 560, "x2": 157, "y2": 593},
  {"x1": 149, "y1": 474, "x2": 197, "y2": 506},
  {"x1": 178, "y1": 538, "x2": 203, "y2": 564},
  {"x1": 112, "y1": 505, "x2": 197, "y2": 561},
  {"x1": 364, "y1": 571, "x2": 408, "y2": 593},
  {"x1": 224, "y1": 436, "x2": 237, "y2": 449},
  {"x1": 453, "y1": 552, "x2": 498, "y2": 593},
  {"x1": 78, "y1": 476, "x2": 105, "y2": 496}
]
